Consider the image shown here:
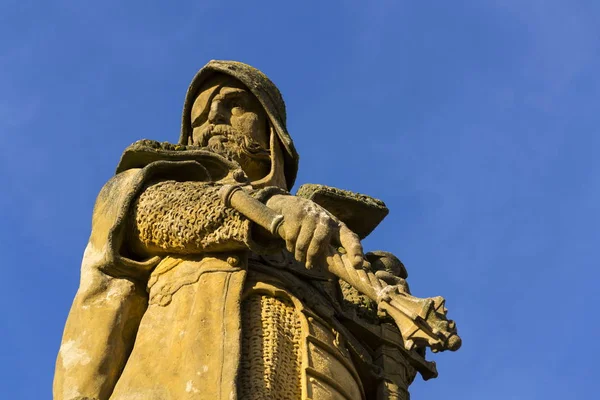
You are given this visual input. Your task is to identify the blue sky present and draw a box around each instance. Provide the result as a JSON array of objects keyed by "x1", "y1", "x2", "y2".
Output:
[{"x1": 1, "y1": 1, "x2": 598, "y2": 398}]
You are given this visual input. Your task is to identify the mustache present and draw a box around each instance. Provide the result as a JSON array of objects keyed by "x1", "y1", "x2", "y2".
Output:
[
  {"x1": 196, "y1": 124, "x2": 235, "y2": 146},
  {"x1": 196, "y1": 124, "x2": 270, "y2": 159}
]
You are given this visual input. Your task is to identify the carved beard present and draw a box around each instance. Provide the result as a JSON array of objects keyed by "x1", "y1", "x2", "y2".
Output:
[{"x1": 196, "y1": 124, "x2": 271, "y2": 179}]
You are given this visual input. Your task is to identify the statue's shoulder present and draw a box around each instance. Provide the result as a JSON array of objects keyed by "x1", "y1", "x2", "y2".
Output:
[
  {"x1": 114, "y1": 139, "x2": 246, "y2": 184},
  {"x1": 296, "y1": 184, "x2": 389, "y2": 239}
]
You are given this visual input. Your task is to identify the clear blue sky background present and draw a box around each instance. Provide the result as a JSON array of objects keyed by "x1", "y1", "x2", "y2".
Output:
[{"x1": 1, "y1": 1, "x2": 598, "y2": 399}]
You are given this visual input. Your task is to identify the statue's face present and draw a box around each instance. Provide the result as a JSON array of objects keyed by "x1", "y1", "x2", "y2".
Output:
[{"x1": 190, "y1": 76, "x2": 270, "y2": 181}]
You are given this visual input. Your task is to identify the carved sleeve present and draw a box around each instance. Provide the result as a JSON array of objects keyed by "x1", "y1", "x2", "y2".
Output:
[{"x1": 129, "y1": 180, "x2": 284, "y2": 256}]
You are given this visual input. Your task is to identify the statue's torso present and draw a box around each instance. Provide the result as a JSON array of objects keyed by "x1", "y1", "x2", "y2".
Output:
[{"x1": 110, "y1": 253, "x2": 365, "y2": 400}]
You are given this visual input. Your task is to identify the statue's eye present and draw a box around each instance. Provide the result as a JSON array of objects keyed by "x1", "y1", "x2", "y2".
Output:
[{"x1": 230, "y1": 99, "x2": 245, "y2": 115}]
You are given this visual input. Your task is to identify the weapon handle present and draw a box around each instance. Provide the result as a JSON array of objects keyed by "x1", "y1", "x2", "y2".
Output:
[
  {"x1": 218, "y1": 185, "x2": 461, "y2": 352},
  {"x1": 219, "y1": 185, "x2": 286, "y2": 237}
]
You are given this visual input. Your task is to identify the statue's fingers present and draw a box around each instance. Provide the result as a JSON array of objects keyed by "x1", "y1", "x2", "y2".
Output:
[
  {"x1": 284, "y1": 217, "x2": 302, "y2": 254},
  {"x1": 375, "y1": 270, "x2": 403, "y2": 286},
  {"x1": 295, "y1": 214, "x2": 317, "y2": 265},
  {"x1": 326, "y1": 247, "x2": 345, "y2": 271},
  {"x1": 306, "y1": 215, "x2": 334, "y2": 269},
  {"x1": 339, "y1": 224, "x2": 364, "y2": 268}
]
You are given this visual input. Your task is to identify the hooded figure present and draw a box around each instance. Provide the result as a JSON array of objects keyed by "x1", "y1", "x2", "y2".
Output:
[
  {"x1": 180, "y1": 60, "x2": 298, "y2": 191},
  {"x1": 54, "y1": 61, "x2": 367, "y2": 400}
]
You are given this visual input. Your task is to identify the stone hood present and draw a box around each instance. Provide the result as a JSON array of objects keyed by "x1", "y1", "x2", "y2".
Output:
[{"x1": 179, "y1": 60, "x2": 299, "y2": 190}]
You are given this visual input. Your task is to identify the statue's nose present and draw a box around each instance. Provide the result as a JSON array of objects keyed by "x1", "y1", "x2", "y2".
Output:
[{"x1": 208, "y1": 100, "x2": 229, "y2": 125}]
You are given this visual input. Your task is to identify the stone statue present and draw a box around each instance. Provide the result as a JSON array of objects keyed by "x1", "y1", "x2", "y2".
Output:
[{"x1": 54, "y1": 60, "x2": 461, "y2": 400}]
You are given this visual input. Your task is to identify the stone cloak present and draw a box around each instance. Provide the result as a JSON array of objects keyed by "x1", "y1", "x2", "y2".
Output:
[{"x1": 54, "y1": 154, "x2": 249, "y2": 400}]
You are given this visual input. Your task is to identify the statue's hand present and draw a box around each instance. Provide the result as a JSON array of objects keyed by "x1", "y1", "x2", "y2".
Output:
[
  {"x1": 266, "y1": 194, "x2": 363, "y2": 269},
  {"x1": 366, "y1": 251, "x2": 407, "y2": 278},
  {"x1": 367, "y1": 251, "x2": 411, "y2": 294}
]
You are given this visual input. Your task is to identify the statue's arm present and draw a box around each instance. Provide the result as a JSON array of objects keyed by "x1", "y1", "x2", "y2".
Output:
[
  {"x1": 127, "y1": 180, "x2": 282, "y2": 257},
  {"x1": 128, "y1": 179, "x2": 366, "y2": 271}
]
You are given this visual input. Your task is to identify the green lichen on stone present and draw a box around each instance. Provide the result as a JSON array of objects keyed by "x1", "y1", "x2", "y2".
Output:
[
  {"x1": 296, "y1": 183, "x2": 387, "y2": 209},
  {"x1": 128, "y1": 139, "x2": 196, "y2": 152}
]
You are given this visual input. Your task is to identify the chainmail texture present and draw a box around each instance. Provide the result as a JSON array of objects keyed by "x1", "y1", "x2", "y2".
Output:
[
  {"x1": 131, "y1": 181, "x2": 251, "y2": 254},
  {"x1": 339, "y1": 280, "x2": 380, "y2": 324},
  {"x1": 238, "y1": 294, "x2": 302, "y2": 400}
]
